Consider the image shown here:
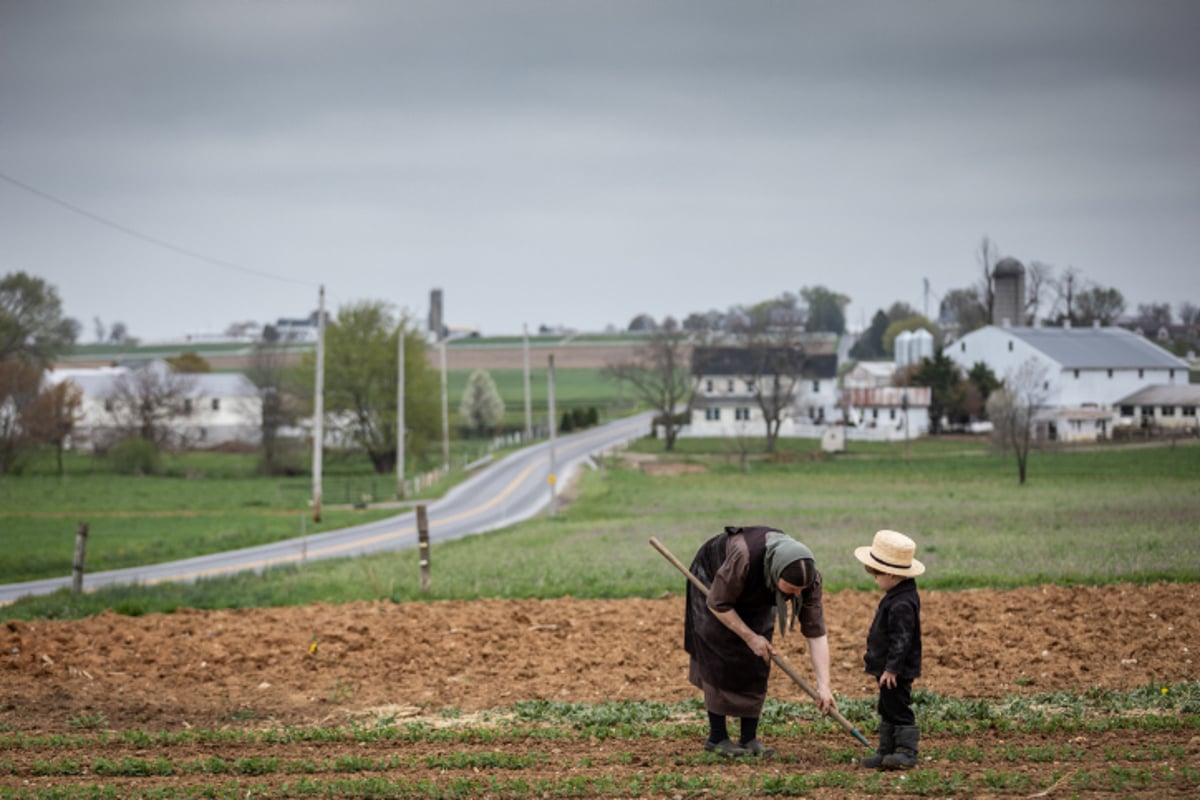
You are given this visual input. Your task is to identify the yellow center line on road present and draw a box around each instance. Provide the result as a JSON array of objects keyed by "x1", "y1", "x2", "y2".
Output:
[{"x1": 144, "y1": 457, "x2": 546, "y2": 585}]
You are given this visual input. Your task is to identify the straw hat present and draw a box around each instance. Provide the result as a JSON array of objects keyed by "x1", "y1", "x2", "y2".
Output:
[{"x1": 854, "y1": 529, "x2": 925, "y2": 577}]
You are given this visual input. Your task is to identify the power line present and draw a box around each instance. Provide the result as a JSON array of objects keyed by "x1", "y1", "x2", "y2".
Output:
[{"x1": 0, "y1": 170, "x2": 318, "y2": 288}]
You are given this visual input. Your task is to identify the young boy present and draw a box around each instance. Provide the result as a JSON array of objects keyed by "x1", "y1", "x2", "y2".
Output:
[{"x1": 853, "y1": 529, "x2": 924, "y2": 770}]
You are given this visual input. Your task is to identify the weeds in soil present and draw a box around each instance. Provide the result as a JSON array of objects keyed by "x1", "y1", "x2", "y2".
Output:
[{"x1": 1, "y1": 685, "x2": 1196, "y2": 799}]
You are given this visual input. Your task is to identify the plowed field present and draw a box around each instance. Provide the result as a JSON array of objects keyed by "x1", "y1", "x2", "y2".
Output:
[{"x1": 3, "y1": 583, "x2": 1197, "y2": 798}]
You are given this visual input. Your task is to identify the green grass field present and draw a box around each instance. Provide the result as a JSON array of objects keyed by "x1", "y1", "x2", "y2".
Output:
[{"x1": 2, "y1": 438, "x2": 1196, "y2": 620}]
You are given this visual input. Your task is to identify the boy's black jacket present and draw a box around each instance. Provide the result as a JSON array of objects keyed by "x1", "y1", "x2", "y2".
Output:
[{"x1": 864, "y1": 577, "x2": 922, "y2": 679}]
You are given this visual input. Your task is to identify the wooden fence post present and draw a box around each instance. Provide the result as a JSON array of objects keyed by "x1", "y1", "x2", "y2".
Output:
[
  {"x1": 71, "y1": 522, "x2": 89, "y2": 595},
  {"x1": 416, "y1": 504, "x2": 431, "y2": 593}
]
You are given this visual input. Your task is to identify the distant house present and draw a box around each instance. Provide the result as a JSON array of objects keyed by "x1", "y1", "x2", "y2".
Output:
[
  {"x1": 841, "y1": 385, "x2": 933, "y2": 440},
  {"x1": 684, "y1": 345, "x2": 838, "y2": 439},
  {"x1": 272, "y1": 317, "x2": 319, "y2": 343},
  {"x1": 47, "y1": 360, "x2": 262, "y2": 451},
  {"x1": 842, "y1": 361, "x2": 897, "y2": 390},
  {"x1": 946, "y1": 324, "x2": 1193, "y2": 441}
]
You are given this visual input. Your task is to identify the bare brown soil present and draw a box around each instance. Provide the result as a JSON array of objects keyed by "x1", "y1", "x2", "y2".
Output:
[{"x1": 2, "y1": 584, "x2": 1197, "y2": 797}]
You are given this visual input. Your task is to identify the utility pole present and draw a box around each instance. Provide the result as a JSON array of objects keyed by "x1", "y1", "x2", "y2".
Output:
[
  {"x1": 439, "y1": 337, "x2": 450, "y2": 472},
  {"x1": 396, "y1": 319, "x2": 405, "y2": 498},
  {"x1": 523, "y1": 323, "x2": 532, "y2": 442},
  {"x1": 547, "y1": 353, "x2": 557, "y2": 517},
  {"x1": 312, "y1": 285, "x2": 326, "y2": 522}
]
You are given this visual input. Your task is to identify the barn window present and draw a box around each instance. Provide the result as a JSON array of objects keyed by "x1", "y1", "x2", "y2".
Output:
[
  {"x1": 1073, "y1": 370, "x2": 1079, "y2": 379},
  {"x1": 211, "y1": 398, "x2": 220, "y2": 411},
  {"x1": 705, "y1": 379, "x2": 713, "y2": 392},
  {"x1": 705, "y1": 407, "x2": 720, "y2": 421},
  {"x1": 735, "y1": 407, "x2": 750, "y2": 421}
]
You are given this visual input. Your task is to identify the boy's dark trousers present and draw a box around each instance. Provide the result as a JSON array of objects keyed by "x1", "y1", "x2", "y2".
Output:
[
  {"x1": 879, "y1": 679, "x2": 914, "y2": 727},
  {"x1": 862, "y1": 678, "x2": 919, "y2": 770}
]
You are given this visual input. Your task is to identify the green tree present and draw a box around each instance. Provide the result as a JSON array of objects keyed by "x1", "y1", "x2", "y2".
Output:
[
  {"x1": 850, "y1": 309, "x2": 890, "y2": 360},
  {"x1": 459, "y1": 369, "x2": 505, "y2": 434},
  {"x1": 964, "y1": 362, "x2": 1003, "y2": 422},
  {"x1": 313, "y1": 302, "x2": 439, "y2": 475},
  {"x1": 0, "y1": 272, "x2": 77, "y2": 367},
  {"x1": 910, "y1": 349, "x2": 967, "y2": 434},
  {"x1": 801, "y1": 285, "x2": 848, "y2": 334}
]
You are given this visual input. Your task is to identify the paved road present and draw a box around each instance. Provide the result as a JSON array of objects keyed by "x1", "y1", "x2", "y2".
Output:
[{"x1": 0, "y1": 411, "x2": 656, "y2": 605}]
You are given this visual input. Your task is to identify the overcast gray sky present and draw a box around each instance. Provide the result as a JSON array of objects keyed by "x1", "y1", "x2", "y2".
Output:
[{"x1": 2, "y1": 1, "x2": 1198, "y2": 342}]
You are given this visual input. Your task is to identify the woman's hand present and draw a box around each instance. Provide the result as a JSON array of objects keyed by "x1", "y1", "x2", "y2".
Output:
[{"x1": 747, "y1": 633, "x2": 775, "y2": 661}]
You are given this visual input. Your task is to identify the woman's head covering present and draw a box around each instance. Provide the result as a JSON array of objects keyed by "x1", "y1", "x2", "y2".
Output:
[{"x1": 763, "y1": 531, "x2": 816, "y2": 636}]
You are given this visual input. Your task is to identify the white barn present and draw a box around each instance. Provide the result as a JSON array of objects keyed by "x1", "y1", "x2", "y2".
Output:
[{"x1": 946, "y1": 324, "x2": 1192, "y2": 441}]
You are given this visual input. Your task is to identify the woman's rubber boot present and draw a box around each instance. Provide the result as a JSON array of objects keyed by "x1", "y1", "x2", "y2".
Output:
[
  {"x1": 859, "y1": 721, "x2": 895, "y2": 769},
  {"x1": 882, "y1": 725, "x2": 919, "y2": 770}
]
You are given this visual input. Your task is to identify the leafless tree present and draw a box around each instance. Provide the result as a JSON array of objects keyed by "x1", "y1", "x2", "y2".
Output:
[
  {"x1": 21, "y1": 379, "x2": 83, "y2": 475},
  {"x1": 1024, "y1": 260, "x2": 1055, "y2": 325},
  {"x1": 975, "y1": 236, "x2": 1000, "y2": 326},
  {"x1": 602, "y1": 317, "x2": 695, "y2": 451},
  {"x1": 0, "y1": 359, "x2": 40, "y2": 472},
  {"x1": 246, "y1": 341, "x2": 303, "y2": 474},
  {"x1": 1047, "y1": 267, "x2": 1081, "y2": 324},
  {"x1": 1179, "y1": 302, "x2": 1199, "y2": 328},
  {"x1": 1136, "y1": 303, "x2": 1172, "y2": 331},
  {"x1": 732, "y1": 308, "x2": 808, "y2": 454},
  {"x1": 107, "y1": 361, "x2": 196, "y2": 449},
  {"x1": 986, "y1": 358, "x2": 1051, "y2": 485}
]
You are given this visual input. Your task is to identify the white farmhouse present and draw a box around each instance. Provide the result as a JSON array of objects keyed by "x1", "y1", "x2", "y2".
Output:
[
  {"x1": 684, "y1": 346, "x2": 839, "y2": 439},
  {"x1": 946, "y1": 324, "x2": 1194, "y2": 441},
  {"x1": 47, "y1": 360, "x2": 262, "y2": 450}
]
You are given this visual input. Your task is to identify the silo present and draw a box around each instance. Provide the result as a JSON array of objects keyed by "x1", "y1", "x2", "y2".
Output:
[
  {"x1": 992, "y1": 258, "x2": 1025, "y2": 327},
  {"x1": 894, "y1": 330, "x2": 914, "y2": 366},
  {"x1": 912, "y1": 328, "x2": 934, "y2": 363}
]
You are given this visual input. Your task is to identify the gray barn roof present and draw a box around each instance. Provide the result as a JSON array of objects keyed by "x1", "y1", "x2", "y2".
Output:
[
  {"x1": 692, "y1": 346, "x2": 837, "y2": 379},
  {"x1": 1117, "y1": 385, "x2": 1200, "y2": 406},
  {"x1": 1004, "y1": 326, "x2": 1188, "y2": 369}
]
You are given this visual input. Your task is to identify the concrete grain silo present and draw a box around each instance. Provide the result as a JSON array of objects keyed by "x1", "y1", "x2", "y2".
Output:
[{"x1": 992, "y1": 258, "x2": 1025, "y2": 327}]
